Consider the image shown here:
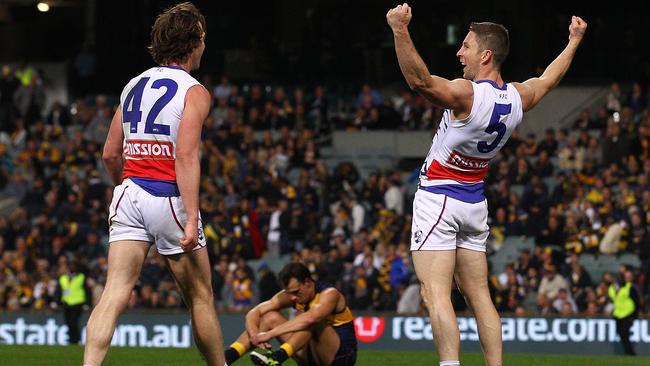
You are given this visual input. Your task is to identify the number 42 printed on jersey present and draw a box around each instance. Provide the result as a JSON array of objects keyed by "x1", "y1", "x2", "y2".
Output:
[{"x1": 122, "y1": 77, "x2": 178, "y2": 136}]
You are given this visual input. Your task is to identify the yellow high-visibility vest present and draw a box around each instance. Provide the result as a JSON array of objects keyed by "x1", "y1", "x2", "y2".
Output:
[
  {"x1": 15, "y1": 67, "x2": 34, "y2": 86},
  {"x1": 608, "y1": 283, "x2": 635, "y2": 319},
  {"x1": 59, "y1": 273, "x2": 86, "y2": 306}
]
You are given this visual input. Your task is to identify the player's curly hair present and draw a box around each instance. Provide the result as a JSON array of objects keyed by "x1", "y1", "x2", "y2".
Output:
[
  {"x1": 148, "y1": 2, "x2": 206, "y2": 65},
  {"x1": 469, "y1": 22, "x2": 510, "y2": 68},
  {"x1": 279, "y1": 262, "x2": 313, "y2": 287}
]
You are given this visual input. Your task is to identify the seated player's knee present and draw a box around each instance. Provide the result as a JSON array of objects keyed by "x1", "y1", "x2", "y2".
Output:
[{"x1": 260, "y1": 310, "x2": 286, "y2": 329}]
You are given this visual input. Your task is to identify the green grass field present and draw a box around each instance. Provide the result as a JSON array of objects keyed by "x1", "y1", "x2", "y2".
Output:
[{"x1": 0, "y1": 345, "x2": 648, "y2": 366}]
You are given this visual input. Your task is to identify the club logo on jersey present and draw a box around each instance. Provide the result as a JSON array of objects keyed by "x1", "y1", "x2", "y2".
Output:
[
  {"x1": 413, "y1": 230, "x2": 423, "y2": 244},
  {"x1": 446, "y1": 150, "x2": 490, "y2": 170},
  {"x1": 353, "y1": 317, "x2": 385, "y2": 343},
  {"x1": 124, "y1": 140, "x2": 174, "y2": 160}
]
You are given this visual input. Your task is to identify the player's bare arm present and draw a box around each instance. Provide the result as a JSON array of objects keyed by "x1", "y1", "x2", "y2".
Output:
[
  {"x1": 513, "y1": 16, "x2": 587, "y2": 112},
  {"x1": 387, "y1": 3, "x2": 472, "y2": 114},
  {"x1": 102, "y1": 105, "x2": 124, "y2": 185},
  {"x1": 245, "y1": 291, "x2": 293, "y2": 347},
  {"x1": 254, "y1": 288, "x2": 340, "y2": 343},
  {"x1": 175, "y1": 84, "x2": 210, "y2": 251}
]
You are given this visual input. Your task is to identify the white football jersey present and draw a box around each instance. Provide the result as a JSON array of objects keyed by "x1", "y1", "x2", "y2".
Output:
[
  {"x1": 119, "y1": 66, "x2": 200, "y2": 182},
  {"x1": 418, "y1": 80, "x2": 523, "y2": 203}
]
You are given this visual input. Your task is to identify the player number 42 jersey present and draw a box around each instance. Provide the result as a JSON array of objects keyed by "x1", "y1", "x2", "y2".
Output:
[
  {"x1": 419, "y1": 80, "x2": 523, "y2": 203},
  {"x1": 120, "y1": 66, "x2": 200, "y2": 182}
]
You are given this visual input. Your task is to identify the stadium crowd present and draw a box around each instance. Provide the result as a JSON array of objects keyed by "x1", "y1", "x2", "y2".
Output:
[{"x1": 0, "y1": 65, "x2": 649, "y2": 319}]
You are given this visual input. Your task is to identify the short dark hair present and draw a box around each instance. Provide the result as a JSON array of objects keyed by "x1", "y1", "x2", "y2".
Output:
[
  {"x1": 278, "y1": 262, "x2": 312, "y2": 287},
  {"x1": 469, "y1": 22, "x2": 509, "y2": 68},
  {"x1": 148, "y1": 2, "x2": 206, "y2": 65}
]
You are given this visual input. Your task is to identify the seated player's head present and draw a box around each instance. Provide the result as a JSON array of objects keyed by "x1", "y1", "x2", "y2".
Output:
[
  {"x1": 457, "y1": 22, "x2": 509, "y2": 80},
  {"x1": 148, "y1": 2, "x2": 206, "y2": 70},
  {"x1": 279, "y1": 262, "x2": 315, "y2": 305}
]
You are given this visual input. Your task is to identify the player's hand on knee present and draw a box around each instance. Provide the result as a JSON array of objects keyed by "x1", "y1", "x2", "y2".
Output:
[
  {"x1": 180, "y1": 220, "x2": 199, "y2": 251},
  {"x1": 250, "y1": 332, "x2": 272, "y2": 349},
  {"x1": 386, "y1": 3, "x2": 412, "y2": 31}
]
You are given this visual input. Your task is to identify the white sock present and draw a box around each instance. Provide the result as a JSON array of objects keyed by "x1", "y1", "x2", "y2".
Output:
[{"x1": 440, "y1": 361, "x2": 460, "y2": 366}]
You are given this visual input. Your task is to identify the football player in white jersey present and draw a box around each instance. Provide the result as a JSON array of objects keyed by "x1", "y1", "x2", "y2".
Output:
[
  {"x1": 387, "y1": 4, "x2": 587, "y2": 366},
  {"x1": 83, "y1": 3, "x2": 226, "y2": 366}
]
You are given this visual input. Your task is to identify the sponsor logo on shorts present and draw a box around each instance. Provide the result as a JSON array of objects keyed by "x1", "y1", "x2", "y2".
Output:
[{"x1": 124, "y1": 140, "x2": 173, "y2": 160}]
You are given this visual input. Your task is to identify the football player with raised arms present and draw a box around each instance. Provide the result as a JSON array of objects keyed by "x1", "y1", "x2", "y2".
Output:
[{"x1": 387, "y1": 3, "x2": 587, "y2": 366}]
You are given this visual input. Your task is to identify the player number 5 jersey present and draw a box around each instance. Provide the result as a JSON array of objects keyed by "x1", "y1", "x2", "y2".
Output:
[{"x1": 419, "y1": 80, "x2": 523, "y2": 203}]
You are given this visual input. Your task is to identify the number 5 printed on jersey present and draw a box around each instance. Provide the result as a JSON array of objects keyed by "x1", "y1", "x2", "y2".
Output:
[
  {"x1": 477, "y1": 103, "x2": 511, "y2": 153},
  {"x1": 122, "y1": 77, "x2": 178, "y2": 136}
]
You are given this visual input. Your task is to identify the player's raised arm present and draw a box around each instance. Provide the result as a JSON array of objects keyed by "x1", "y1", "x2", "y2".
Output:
[
  {"x1": 102, "y1": 105, "x2": 124, "y2": 185},
  {"x1": 513, "y1": 16, "x2": 587, "y2": 112},
  {"x1": 387, "y1": 3, "x2": 472, "y2": 112},
  {"x1": 175, "y1": 84, "x2": 211, "y2": 251}
]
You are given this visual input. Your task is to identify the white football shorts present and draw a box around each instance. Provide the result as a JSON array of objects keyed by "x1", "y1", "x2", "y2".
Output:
[
  {"x1": 108, "y1": 178, "x2": 206, "y2": 255},
  {"x1": 410, "y1": 189, "x2": 489, "y2": 252}
]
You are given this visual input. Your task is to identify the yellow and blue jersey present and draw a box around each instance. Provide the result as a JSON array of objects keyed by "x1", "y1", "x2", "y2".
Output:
[{"x1": 294, "y1": 281, "x2": 357, "y2": 352}]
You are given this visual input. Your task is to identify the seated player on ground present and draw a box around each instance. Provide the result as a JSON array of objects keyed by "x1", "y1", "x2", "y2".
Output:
[{"x1": 224, "y1": 262, "x2": 357, "y2": 366}]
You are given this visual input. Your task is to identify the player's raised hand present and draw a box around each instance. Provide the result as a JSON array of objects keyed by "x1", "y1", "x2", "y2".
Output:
[
  {"x1": 568, "y1": 16, "x2": 587, "y2": 43},
  {"x1": 180, "y1": 220, "x2": 199, "y2": 251},
  {"x1": 386, "y1": 3, "x2": 412, "y2": 31}
]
